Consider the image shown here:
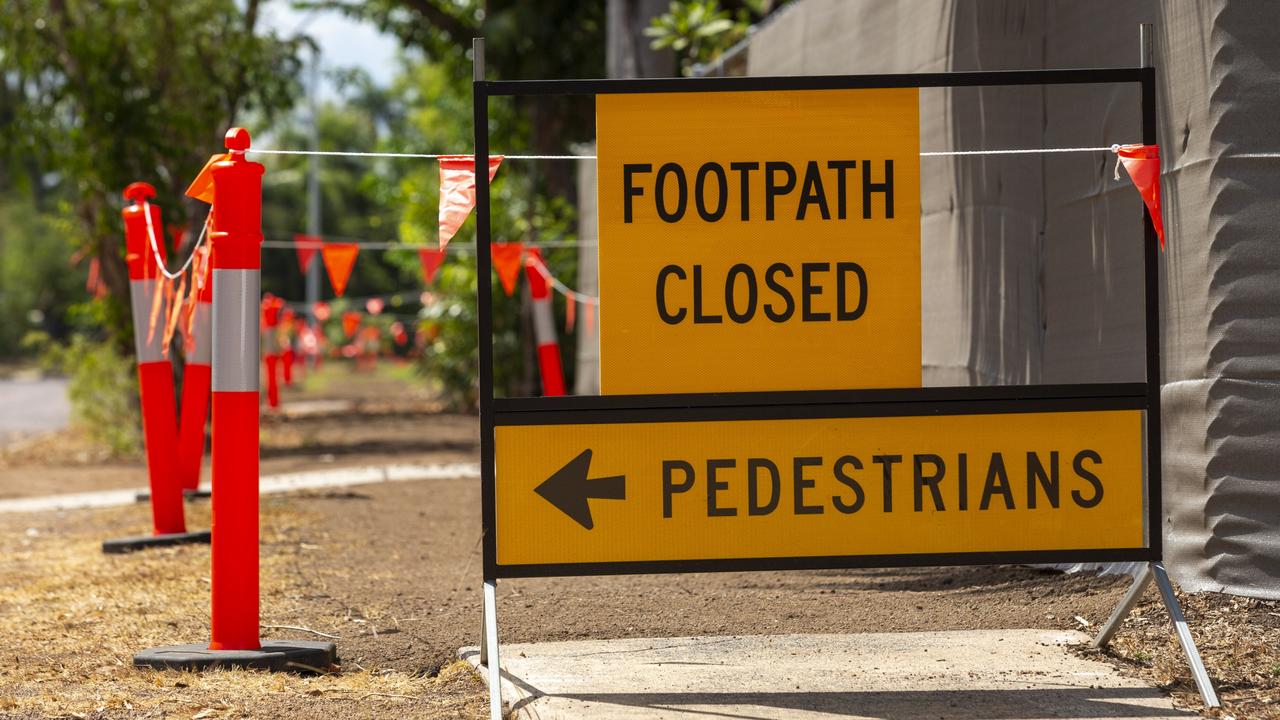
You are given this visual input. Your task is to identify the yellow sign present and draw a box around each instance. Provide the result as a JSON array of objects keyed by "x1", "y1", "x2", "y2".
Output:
[
  {"x1": 595, "y1": 88, "x2": 922, "y2": 394},
  {"x1": 495, "y1": 409, "x2": 1145, "y2": 567}
]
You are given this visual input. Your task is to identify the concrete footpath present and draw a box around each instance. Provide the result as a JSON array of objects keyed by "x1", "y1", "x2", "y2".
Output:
[
  {"x1": 462, "y1": 630, "x2": 1194, "y2": 719},
  {"x1": 0, "y1": 461, "x2": 480, "y2": 513}
]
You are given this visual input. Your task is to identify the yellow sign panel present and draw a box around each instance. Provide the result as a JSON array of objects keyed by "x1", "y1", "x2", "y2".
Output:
[
  {"x1": 596, "y1": 88, "x2": 922, "y2": 394},
  {"x1": 495, "y1": 410, "x2": 1145, "y2": 567}
]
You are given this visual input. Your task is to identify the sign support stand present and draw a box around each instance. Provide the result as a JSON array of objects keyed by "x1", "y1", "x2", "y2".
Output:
[
  {"x1": 468, "y1": 24, "x2": 1218, "y2": 714},
  {"x1": 1090, "y1": 23, "x2": 1218, "y2": 711},
  {"x1": 1093, "y1": 563, "x2": 1220, "y2": 707},
  {"x1": 482, "y1": 579, "x2": 502, "y2": 720},
  {"x1": 472, "y1": 37, "x2": 505, "y2": 720}
]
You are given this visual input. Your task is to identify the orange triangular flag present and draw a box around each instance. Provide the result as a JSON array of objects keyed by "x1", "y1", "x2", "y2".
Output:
[
  {"x1": 1115, "y1": 144, "x2": 1165, "y2": 250},
  {"x1": 185, "y1": 153, "x2": 229, "y2": 204},
  {"x1": 419, "y1": 248, "x2": 446, "y2": 284},
  {"x1": 438, "y1": 155, "x2": 503, "y2": 250},
  {"x1": 565, "y1": 296, "x2": 576, "y2": 333},
  {"x1": 321, "y1": 243, "x2": 359, "y2": 297},
  {"x1": 181, "y1": 245, "x2": 211, "y2": 354},
  {"x1": 294, "y1": 234, "x2": 321, "y2": 273},
  {"x1": 162, "y1": 272, "x2": 188, "y2": 358},
  {"x1": 491, "y1": 242, "x2": 524, "y2": 296},
  {"x1": 342, "y1": 311, "x2": 362, "y2": 338},
  {"x1": 147, "y1": 273, "x2": 167, "y2": 345},
  {"x1": 584, "y1": 301, "x2": 596, "y2": 337}
]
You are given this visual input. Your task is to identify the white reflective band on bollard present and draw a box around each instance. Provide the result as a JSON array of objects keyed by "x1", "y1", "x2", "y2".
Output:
[
  {"x1": 130, "y1": 279, "x2": 167, "y2": 363},
  {"x1": 212, "y1": 269, "x2": 260, "y2": 392},
  {"x1": 190, "y1": 302, "x2": 213, "y2": 366},
  {"x1": 532, "y1": 297, "x2": 556, "y2": 345}
]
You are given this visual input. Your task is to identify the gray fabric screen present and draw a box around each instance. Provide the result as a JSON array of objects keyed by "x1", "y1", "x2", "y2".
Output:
[{"x1": 734, "y1": 0, "x2": 1280, "y2": 599}]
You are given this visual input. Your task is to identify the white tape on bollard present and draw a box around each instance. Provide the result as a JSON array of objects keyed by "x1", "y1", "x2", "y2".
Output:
[
  {"x1": 130, "y1": 279, "x2": 167, "y2": 363},
  {"x1": 212, "y1": 269, "x2": 260, "y2": 392}
]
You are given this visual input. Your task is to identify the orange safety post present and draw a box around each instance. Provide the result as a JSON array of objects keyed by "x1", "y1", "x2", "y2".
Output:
[
  {"x1": 262, "y1": 294, "x2": 282, "y2": 409},
  {"x1": 176, "y1": 250, "x2": 213, "y2": 495},
  {"x1": 132, "y1": 130, "x2": 334, "y2": 671},
  {"x1": 280, "y1": 308, "x2": 296, "y2": 386},
  {"x1": 208, "y1": 128, "x2": 265, "y2": 652},
  {"x1": 524, "y1": 248, "x2": 566, "y2": 396},
  {"x1": 104, "y1": 184, "x2": 210, "y2": 553}
]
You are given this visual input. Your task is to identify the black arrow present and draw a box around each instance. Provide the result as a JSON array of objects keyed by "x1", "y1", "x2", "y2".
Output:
[{"x1": 534, "y1": 449, "x2": 626, "y2": 530}]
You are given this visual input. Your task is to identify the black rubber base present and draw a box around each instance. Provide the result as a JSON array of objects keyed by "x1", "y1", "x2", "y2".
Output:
[
  {"x1": 133, "y1": 640, "x2": 338, "y2": 673},
  {"x1": 102, "y1": 530, "x2": 211, "y2": 554},
  {"x1": 135, "y1": 488, "x2": 212, "y2": 503}
]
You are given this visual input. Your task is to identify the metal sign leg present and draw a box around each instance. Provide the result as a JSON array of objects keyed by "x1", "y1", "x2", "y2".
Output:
[
  {"x1": 1151, "y1": 563, "x2": 1220, "y2": 708},
  {"x1": 1093, "y1": 562, "x2": 1220, "y2": 708},
  {"x1": 482, "y1": 580, "x2": 503, "y2": 720},
  {"x1": 1093, "y1": 563, "x2": 1154, "y2": 648}
]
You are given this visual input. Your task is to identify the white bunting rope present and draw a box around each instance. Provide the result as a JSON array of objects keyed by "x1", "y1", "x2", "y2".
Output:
[
  {"x1": 249, "y1": 149, "x2": 586, "y2": 160},
  {"x1": 249, "y1": 145, "x2": 1135, "y2": 161},
  {"x1": 142, "y1": 201, "x2": 212, "y2": 281},
  {"x1": 262, "y1": 238, "x2": 595, "y2": 250}
]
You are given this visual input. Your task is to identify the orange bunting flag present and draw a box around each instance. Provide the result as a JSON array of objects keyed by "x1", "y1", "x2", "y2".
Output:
[
  {"x1": 294, "y1": 234, "x2": 322, "y2": 273},
  {"x1": 366, "y1": 297, "x2": 385, "y2": 315},
  {"x1": 438, "y1": 155, "x2": 503, "y2": 250},
  {"x1": 419, "y1": 247, "x2": 446, "y2": 284},
  {"x1": 86, "y1": 257, "x2": 106, "y2": 298},
  {"x1": 491, "y1": 242, "x2": 524, "y2": 297},
  {"x1": 147, "y1": 271, "x2": 167, "y2": 345},
  {"x1": 161, "y1": 272, "x2": 188, "y2": 358},
  {"x1": 341, "y1": 311, "x2": 362, "y2": 338},
  {"x1": 565, "y1": 296, "x2": 576, "y2": 333},
  {"x1": 185, "y1": 153, "x2": 230, "y2": 204},
  {"x1": 181, "y1": 244, "x2": 212, "y2": 354},
  {"x1": 321, "y1": 243, "x2": 359, "y2": 297},
  {"x1": 1115, "y1": 144, "x2": 1166, "y2": 250}
]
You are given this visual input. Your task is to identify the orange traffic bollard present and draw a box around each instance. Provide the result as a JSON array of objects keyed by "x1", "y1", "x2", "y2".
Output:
[
  {"x1": 280, "y1": 308, "x2": 297, "y2": 386},
  {"x1": 262, "y1": 294, "x2": 284, "y2": 409},
  {"x1": 133, "y1": 129, "x2": 336, "y2": 672},
  {"x1": 524, "y1": 248, "x2": 566, "y2": 396},
  {"x1": 103, "y1": 183, "x2": 210, "y2": 554}
]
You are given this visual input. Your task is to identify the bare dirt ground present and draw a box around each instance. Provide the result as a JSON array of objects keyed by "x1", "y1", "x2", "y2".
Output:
[{"x1": 2, "y1": 362, "x2": 1279, "y2": 719}]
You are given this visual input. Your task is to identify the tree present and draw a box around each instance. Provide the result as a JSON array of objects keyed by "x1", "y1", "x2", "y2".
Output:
[
  {"x1": 0, "y1": 0, "x2": 307, "y2": 352},
  {"x1": 645, "y1": 0, "x2": 789, "y2": 75},
  {"x1": 306, "y1": 0, "x2": 604, "y2": 201}
]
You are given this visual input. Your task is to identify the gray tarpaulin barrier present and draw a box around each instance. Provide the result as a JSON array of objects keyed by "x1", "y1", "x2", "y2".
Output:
[{"x1": 720, "y1": 0, "x2": 1280, "y2": 599}]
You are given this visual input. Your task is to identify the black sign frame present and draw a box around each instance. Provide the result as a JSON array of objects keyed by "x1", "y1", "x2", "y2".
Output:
[{"x1": 473, "y1": 67, "x2": 1160, "y2": 582}]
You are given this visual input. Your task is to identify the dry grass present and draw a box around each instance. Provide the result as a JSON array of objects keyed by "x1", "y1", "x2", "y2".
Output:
[
  {"x1": 0, "y1": 427, "x2": 117, "y2": 469},
  {"x1": 0, "y1": 501, "x2": 488, "y2": 720},
  {"x1": 1085, "y1": 584, "x2": 1280, "y2": 719}
]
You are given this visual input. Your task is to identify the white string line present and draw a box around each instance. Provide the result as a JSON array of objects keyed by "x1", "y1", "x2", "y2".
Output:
[
  {"x1": 249, "y1": 145, "x2": 1135, "y2": 161},
  {"x1": 262, "y1": 239, "x2": 594, "y2": 250},
  {"x1": 143, "y1": 201, "x2": 211, "y2": 281},
  {"x1": 249, "y1": 149, "x2": 585, "y2": 160},
  {"x1": 921, "y1": 146, "x2": 1117, "y2": 157}
]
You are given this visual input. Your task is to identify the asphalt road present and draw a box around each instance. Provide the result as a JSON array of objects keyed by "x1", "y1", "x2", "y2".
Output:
[{"x1": 0, "y1": 377, "x2": 70, "y2": 445}]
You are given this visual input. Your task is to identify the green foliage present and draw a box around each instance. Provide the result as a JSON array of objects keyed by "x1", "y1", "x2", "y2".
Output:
[
  {"x1": 646, "y1": 0, "x2": 784, "y2": 75},
  {"x1": 24, "y1": 328, "x2": 141, "y2": 456},
  {"x1": 0, "y1": 0, "x2": 307, "y2": 352},
  {"x1": 0, "y1": 201, "x2": 84, "y2": 357}
]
